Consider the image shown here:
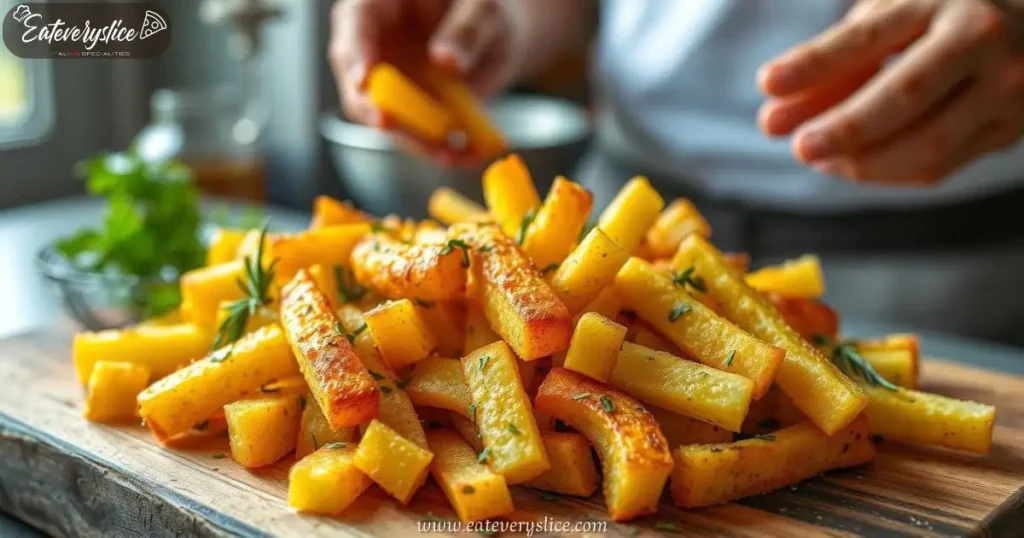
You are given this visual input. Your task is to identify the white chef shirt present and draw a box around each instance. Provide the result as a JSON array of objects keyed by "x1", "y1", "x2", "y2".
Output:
[{"x1": 595, "y1": 0, "x2": 1024, "y2": 213}]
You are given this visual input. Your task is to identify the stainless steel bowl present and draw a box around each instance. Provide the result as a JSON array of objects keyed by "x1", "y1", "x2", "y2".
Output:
[{"x1": 321, "y1": 95, "x2": 592, "y2": 218}]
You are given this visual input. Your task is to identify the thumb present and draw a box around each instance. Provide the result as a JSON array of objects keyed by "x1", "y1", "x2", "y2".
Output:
[{"x1": 428, "y1": 0, "x2": 509, "y2": 74}]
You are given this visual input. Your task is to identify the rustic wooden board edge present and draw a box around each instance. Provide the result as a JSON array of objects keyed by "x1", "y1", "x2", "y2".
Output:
[
  {"x1": 972, "y1": 486, "x2": 1024, "y2": 538},
  {"x1": 0, "y1": 412, "x2": 266, "y2": 538}
]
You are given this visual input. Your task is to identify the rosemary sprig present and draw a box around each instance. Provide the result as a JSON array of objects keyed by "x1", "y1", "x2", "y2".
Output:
[
  {"x1": 819, "y1": 336, "x2": 899, "y2": 392},
  {"x1": 213, "y1": 223, "x2": 277, "y2": 349},
  {"x1": 440, "y1": 239, "x2": 472, "y2": 268},
  {"x1": 516, "y1": 207, "x2": 538, "y2": 245}
]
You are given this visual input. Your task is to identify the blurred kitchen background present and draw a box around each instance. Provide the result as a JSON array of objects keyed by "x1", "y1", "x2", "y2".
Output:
[{"x1": 1, "y1": 0, "x2": 1023, "y2": 360}]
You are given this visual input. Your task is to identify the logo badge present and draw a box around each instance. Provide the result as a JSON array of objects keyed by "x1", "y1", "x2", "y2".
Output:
[{"x1": 4, "y1": 2, "x2": 172, "y2": 59}]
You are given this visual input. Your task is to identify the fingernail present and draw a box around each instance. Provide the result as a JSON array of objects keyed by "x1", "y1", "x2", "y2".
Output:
[
  {"x1": 811, "y1": 159, "x2": 840, "y2": 177},
  {"x1": 759, "y1": 63, "x2": 796, "y2": 95},
  {"x1": 429, "y1": 41, "x2": 467, "y2": 74},
  {"x1": 797, "y1": 129, "x2": 834, "y2": 162}
]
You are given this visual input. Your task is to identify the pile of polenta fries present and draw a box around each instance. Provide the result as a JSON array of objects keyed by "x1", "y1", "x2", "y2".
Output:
[{"x1": 74, "y1": 153, "x2": 996, "y2": 523}]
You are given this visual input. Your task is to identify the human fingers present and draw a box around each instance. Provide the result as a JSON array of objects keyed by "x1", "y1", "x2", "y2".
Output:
[{"x1": 758, "y1": 66, "x2": 879, "y2": 136}]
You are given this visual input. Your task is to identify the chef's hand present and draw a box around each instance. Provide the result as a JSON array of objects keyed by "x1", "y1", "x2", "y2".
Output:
[
  {"x1": 329, "y1": 0, "x2": 525, "y2": 165},
  {"x1": 758, "y1": 0, "x2": 1024, "y2": 185}
]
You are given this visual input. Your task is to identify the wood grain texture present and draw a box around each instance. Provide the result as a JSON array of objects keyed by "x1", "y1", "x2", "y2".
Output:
[{"x1": 0, "y1": 323, "x2": 1022, "y2": 537}]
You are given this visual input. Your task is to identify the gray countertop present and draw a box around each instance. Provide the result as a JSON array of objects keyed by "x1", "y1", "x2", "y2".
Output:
[{"x1": 1, "y1": 196, "x2": 1022, "y2": 536}]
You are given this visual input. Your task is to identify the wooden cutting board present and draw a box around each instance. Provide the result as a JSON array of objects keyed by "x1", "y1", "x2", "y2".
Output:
[{"x1": 0, "y1": 323, "x2": 1022, "y2": 538}]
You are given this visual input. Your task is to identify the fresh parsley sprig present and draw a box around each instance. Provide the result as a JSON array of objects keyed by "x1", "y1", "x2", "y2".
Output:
[{"x1": 212, "y1": 223, "x2": 277, "y2": 349}]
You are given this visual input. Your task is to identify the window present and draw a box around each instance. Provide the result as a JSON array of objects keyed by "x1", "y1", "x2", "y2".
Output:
[{"x1": 0, "y1": 0, "x2": 54, "y2": 148}]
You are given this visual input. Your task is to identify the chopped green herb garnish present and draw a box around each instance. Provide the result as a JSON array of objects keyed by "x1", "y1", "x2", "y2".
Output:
[
  {"x1": 671, "y1": 266, "x2": 706, "y2": 292},
  {"x1": 600, "y1": 395, "x2": 614, "y2": 413},
  {"x1": 462, "y1": 485, "x2": 475, "y2": 494},
  {"x1": 725, "y1": 350, "x2": 736, "y2": 367},
  {"x1": 573, "y1": 392, "x2": 591, "y2": 401},
  {"x1": 379, "y1": 385, "x2": 393, "y2": 394},
  {"x1": 414, "y1": 298, "x2": 434, "y2": 308},
  {"x1": 539, "y1": 263, "x2": 559, "y2": 275},
  {"x1": 507, "y1": 423, "x2": 521, "y2": 435},
  {"x1": 324, "y1": 442, "x2": 348, "y2": 449},
  {"x1": 516, "y1": 207, "x2": 538, "y2": 244},
  {"x1": 469, "y1": 404, "x2": 478, "y2": 423},
  {"x1": 710, "y1": 446, "x2": 723, "y2": 453},
  {"x1": 668, "y1": 303, "x2": 691, "y2": 322},
  {"x1": 477, "y1": 245, "x2": 494, "y2": 253},
  {"x1": 754, "y1": 434, "x2": 776, "y2": 441},
  {"x1": 655, "y1": 522, "x2": 678, "y2": 532},
  {"x1": 812, "y1": 333, "x2": 829, "y2": 346},
  {"x1": 333, "y1": 264, "x2": 366, "y2": 303},
  {"x1": 211, "y1": 453, "x2": 227, "y2": 459},
  {"x1": 194, "y1": 420, "x2": 209, "y2": 431},
  {"x1": 311, "y1": 432, "x2": 319, "y2": 450},
  {"x1": 441, "y1": 239, "x2": 472, "y2": 268},
  {"x1": 344, "y1": 322, "x2": 368, "y2": 343},
  {"x1": 477, "y1": 447, "x2": 491, "y2": 463},
  {"x1": 479, "y1": 354, "x2": 490, "y2": 371},
  {"x1": 368, "y1": 370, "x2": 384, "y2": 381},
  {"x1": 370, "y1": 221, "x2": 386, "y2": 233},
  {"x1": 396, "y1": 377, "x2": 412, "y2": 389}
]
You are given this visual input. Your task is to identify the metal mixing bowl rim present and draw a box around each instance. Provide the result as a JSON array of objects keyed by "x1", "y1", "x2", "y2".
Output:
[{"x1": 320, "y1": 95, "x2": 591, "y2": 152}]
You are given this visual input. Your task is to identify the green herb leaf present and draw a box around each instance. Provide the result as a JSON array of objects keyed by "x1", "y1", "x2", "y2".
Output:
[
  {"x1": 573, "y1": 392, "x2": 591, "y2": 401},
  {"x1": 333, "y1": 264, "x2": 367, "y2": 303},
  {"x1": 368, "y1": 370, "x2": 385, "y2": 381},
  {"x1": 213, "y1": 223, "x2": 277, "y2": 349},
  {"x1": 754, "y1": 434, "x2": 776, "y2": 441},
  {"x1": 668, "y1": 303, "x2": 691, "y2": 322},
  {"x1": 478, "y1": 354, "x2": 490, "y2": 371},
  {"x1": 671, "y1": 266, "x2": 707, "y2": 293},
  {"x1": 379, "y1": 385, "x2": 393, "y2": 394},
  {"x1": 516, "y1": 207, "x2": 539, "y2": 245},
  {"x1": 655, "y1": 522, "x2": 678, "y2": 532},
  {"x1": 324, "y1": 442, "x2": 348, "y2": 449},
  {"x1": 211, "y1": 453, "x2": 227, "y2": 459},
  {"x1": 725, "y1": 350, "x2": 736, "y2": 367},
  {"x1": 469, "y1": 404, "x2": 478, "y2": 423},
  {"x1": 477, "y1": 245, "x2": 494, "y2": 253},
  {"x1": 507, "y1": 423, "x2": 521, "y2": 435},
  {"x1": 477, "y1": 447, "x2": 491, "y2": 463},
  {"x1": 539, "y1": 263, "x2": 559, "y2": 275},
  {"x1": 441, "y1": 239, "x2": 472, "y2": 268},
  {"x1": 600, "y1": 395, "x2": 614, "y2": 413},
  {"x1": 826, "y1": 338, "x2": 900, "y2": 392}
]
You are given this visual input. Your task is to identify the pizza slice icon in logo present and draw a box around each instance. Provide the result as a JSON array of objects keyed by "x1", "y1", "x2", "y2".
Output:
[{"x1": 139, "y1": 10, "x2": 167, "y2": 40}]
